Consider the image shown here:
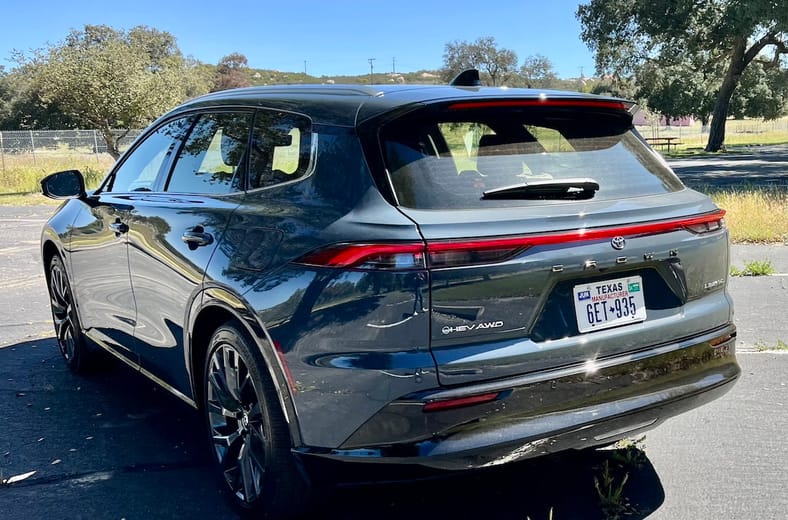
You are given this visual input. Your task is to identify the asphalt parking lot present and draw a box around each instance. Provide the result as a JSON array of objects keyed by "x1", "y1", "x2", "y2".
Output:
[{"x1": 1, "y1": 146, "x2": 787, "y2": 519}]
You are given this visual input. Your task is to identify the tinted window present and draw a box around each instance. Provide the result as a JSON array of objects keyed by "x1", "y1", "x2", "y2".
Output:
[
  {"x1": 248, "y1": 110, "x2": 312, "y2": 189},
  {"x1": 106, "y1": 117, "x2": 192, "y2": 193},
  {"x1": 381, "y1": 106, "x2": 684, "y2": 209},
  {"x1": 165, "y1": 112, "x2": 252, "y2": 194}
]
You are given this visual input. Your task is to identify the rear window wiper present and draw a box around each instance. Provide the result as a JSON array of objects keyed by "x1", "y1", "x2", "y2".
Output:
[{"x1": 482, "y1": 178, "x2": 599, "y2": 200}]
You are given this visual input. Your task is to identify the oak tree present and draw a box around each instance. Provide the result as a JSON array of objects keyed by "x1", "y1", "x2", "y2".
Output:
[
  {"x1": 442, "y1": 36, "x2": 518, "y2": 86},
  {"x1": 213, "y1": 52, "x2": 251, "y2": 92},
  {"x1": 577, "y1": 0, "x2": 787, "y2": 151},
  {"x1": 19, "y1": 25, "x2": 210, "y2": 158}
]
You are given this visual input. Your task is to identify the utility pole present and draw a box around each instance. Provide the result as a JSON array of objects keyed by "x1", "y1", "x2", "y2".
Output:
[
  {"x1": 304, "y1": 60, "x2": 307, "y2": 75},
  {"x1": 392, "y1": 57, "x2": 396, "y2": 74},
  {"x1": 368, "y1": 58, "x2": 376, "y2": 84}
]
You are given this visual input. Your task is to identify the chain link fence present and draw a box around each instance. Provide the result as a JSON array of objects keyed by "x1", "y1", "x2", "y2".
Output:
[{"x1": 0, "y1": 129, "x2": 142, "y2": 173}]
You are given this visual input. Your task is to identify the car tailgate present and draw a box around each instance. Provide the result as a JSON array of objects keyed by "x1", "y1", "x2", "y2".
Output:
[{"x1": 398, "y1": 192, "x2": 731, "y2": 386}]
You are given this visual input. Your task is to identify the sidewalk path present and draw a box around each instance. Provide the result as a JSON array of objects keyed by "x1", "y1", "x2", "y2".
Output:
[{"x1": 729, "y1": 244, "x2": 788, "y2": 351}]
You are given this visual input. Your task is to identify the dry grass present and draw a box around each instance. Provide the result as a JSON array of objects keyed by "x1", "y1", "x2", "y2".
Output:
[
  {"x1": 0, "y1": 153, "x2": 113, "y2": 194},
  {"x1": 711, "y1": 189, "x2": 788, "y2": 243}
]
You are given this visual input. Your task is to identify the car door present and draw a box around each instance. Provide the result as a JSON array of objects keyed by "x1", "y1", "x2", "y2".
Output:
[
  {"x1": 127, "y1": 111, "x2": 250, "y2": 396},
  {"x1": 68, "y1": 117, "x2": 192, "y2": 361}
]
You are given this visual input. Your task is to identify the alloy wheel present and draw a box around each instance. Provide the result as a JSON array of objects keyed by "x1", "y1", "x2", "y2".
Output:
[
  {"x1": 206, "y1": 343, "x2": 268, "y2": 504},
  {"x1": 49, "y1": 258, "x2": 76, "y2": 363}
]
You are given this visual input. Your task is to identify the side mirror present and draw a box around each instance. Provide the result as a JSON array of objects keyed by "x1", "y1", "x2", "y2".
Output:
[{"x1": 41, "y1": 170, "x2": 87, "y2": 199}]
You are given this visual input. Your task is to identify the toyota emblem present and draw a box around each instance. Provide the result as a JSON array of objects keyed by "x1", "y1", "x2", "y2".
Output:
[{"x1": 611, "y1": 236, "x2": 626, "y2": 250}]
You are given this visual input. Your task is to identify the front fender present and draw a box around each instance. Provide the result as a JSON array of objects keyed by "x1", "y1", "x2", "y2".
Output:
[{"x1": 40, "y1": 199, "x2": 83, "y2": 293}]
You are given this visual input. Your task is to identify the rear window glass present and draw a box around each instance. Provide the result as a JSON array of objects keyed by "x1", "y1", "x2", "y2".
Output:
[{"x1": 381, "y1": 104, "x2": 684, "y2": 209}]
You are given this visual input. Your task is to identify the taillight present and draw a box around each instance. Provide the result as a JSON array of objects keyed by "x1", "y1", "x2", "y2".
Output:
[
  {"x1": 295, "y1": 243, "x2": 426, "y2": 270},
  {"x1": 684, "y1": 216, "x2": 725, "y2": 234},
  {"x1": 293, "y1": 241, "x2": 524, "y2": 270},
  {"x1": 427, "y1": 240, "x2": 527, "y2": 268}
]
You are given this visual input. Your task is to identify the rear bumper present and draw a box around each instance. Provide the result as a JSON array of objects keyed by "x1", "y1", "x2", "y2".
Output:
[{"x1": 295, "y1": 324, "x2": 738, "y2": 470}]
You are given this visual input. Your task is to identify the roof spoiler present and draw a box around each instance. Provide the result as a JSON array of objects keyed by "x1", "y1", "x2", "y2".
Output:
[{"x1": 449, "y1": 69, "x2": 482, "y2": 87}]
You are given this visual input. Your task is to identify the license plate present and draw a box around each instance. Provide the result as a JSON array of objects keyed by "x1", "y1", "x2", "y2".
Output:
[{"x1": 573, "y1": 276, "x2": 647, "y2": 333}]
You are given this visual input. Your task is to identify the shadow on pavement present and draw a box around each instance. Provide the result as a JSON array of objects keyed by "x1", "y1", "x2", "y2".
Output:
[
  {"x1": 670, "y1": 145, "x2": 788, "y2": 190},
  {"x1": 1, "y1": 338, "x2": 666, "y2": 519}
]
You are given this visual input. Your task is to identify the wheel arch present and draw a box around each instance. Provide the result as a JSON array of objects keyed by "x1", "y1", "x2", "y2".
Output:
[
  {"x1": 186, "y1": 287, "x2": 303, "y2": 446},
  {"x1": 41, "y1": 238, "x2": 60, "y2": 279}
]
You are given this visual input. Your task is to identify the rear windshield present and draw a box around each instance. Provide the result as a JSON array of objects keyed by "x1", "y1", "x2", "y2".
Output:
[{"x1": 380, "y1": 103, "x2": 684, "y2": 209}]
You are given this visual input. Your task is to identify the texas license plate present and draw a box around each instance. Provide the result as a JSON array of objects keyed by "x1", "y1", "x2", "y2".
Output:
[{"x1": 573, "y1": 276, "x2": 647, "y2": 333}]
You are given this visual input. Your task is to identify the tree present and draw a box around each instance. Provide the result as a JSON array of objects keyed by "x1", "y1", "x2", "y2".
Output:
[
  {"x1": 213, "y1": 52, "x2": 251, "y2": 92},
  {"x1": 577, "y1": 0, "x2": 788, "y2": 151},
  {"x1": 442, "y1": 36, "x2": 518, "y2": 86},
  {"x1": 15, "y1": 25, "x2": 210, "y2": 158},
  {"x1": 0, "y1": 60, "x2": 81, "y2": 130},
  {"x1": 729, "y1": 60, "x2": 788, "y2": 119},
  {"x1": 635, "y1": 54, "x2": 720, "y2": 126},
  {"x1": 519, "y1": 55, "x2": 559, "y2": 89}
]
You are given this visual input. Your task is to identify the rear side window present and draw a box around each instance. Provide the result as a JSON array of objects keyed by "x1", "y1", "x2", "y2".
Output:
[
  {"x1": 381, "y1": 103, "x2": 684, "y2": 209},
  {"x1": 248, "y1": 110, "x2": 312, "y2": 189}
]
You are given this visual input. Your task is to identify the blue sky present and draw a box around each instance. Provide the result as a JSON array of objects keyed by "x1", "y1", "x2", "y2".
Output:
[{"x1": 1, "y1": 0, "x2": 596, "y2": 79}]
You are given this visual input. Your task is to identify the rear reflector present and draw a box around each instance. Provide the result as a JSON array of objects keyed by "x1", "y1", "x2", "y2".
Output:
[
  {"x1": 423, "y1": 392, "x2": 501, "y2": 413},
  {"x1": 293, "y1": 210, "x2": 726, "y2": 270}
]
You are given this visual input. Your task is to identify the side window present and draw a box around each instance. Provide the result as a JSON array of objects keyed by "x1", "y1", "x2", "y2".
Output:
[
  {"x1": 248, "y1": 110, "x2": 312, "y2": 189},
  {"x1": 165, "y1": 112, "x2": 252, "y2": 194},
  {"x1": 106, "y1": 117, "x2": 192, "y2": 193}
]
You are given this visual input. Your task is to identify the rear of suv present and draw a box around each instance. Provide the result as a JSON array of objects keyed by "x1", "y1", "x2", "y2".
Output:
[
  {"x1": 312, "y1": 92, "x2": 738, "y2": 466},
  {"x1": 41, "y1": 77, "x2": 738, "y2": 518}
]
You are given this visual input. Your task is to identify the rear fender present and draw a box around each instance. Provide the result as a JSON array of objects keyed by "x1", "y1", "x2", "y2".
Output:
[{"x1": 186, "y1": 285, "x2": 302, "y2": 446}]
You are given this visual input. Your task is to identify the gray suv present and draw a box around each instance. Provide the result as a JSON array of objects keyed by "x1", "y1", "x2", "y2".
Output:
[{"x1": 41, "y1": 72, "x2": 738, "y2": 518}]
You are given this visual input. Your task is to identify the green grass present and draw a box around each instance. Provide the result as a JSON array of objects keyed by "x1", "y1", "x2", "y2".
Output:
[
  {"x1": 592, "y1": 436, "x2": 646, "y2": 520},
  {"x1": 730, "y1": 259, "x2": 776, "y2": 277},
  {"x1": 754, "y1": 340, "x2": 788, "y2": 352},
  {"x1": 637, "y1": 116, "x2": 788, "y2": 154}
]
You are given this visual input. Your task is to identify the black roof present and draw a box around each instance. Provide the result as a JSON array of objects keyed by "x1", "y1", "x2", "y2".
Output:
[{"x1": 166, "y1": 84, "x2": 625, "y2": 127}]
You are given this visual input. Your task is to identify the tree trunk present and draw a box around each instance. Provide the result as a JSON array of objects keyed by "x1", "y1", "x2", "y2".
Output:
[
  {"x1": 100, "y1": 129, "x2": 120, "y2": 160},
  {"x1": 704, "y1": 31, "x2": 782, "y2": 152},
  {"x1": 705, "y1": 70, "x2": 742, "y2": 151},
  {"x1": 99, "y1": 128, "x2": 126, "y2": 160},
  {"x1": 705, "y1": 40, "x2": 748, "y2": 152}
]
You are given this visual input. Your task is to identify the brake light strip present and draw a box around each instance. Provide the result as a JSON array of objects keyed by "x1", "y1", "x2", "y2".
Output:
[
  {"x1": 447, "y1": 99, "x2": 631, "y2": 111},
  {"x1": 427, "y1": 209, "x2": 726, "y2": 253},
  {"x1": 295, "y1": 210, "x2": 725, "y2": 268}
]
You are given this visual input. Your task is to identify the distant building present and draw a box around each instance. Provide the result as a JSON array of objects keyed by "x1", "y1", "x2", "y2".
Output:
[{"x1": 633, "y1": 110, "x2": 693, "y2": 127}]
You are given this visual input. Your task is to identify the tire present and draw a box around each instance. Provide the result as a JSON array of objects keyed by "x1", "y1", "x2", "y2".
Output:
[
  {"x1": 47, "y1": 255, "x2": 94, "y2": 373},
  {"x1": 202, "y1": 323, "x2": 311, "y2": 519}
]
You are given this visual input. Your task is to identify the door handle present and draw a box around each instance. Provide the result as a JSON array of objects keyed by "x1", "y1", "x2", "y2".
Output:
[
  {"x1": 109, "y1": 219, "x2": 129, "y2": 235},
  {"x1": 181, "y1": 227, "x2": 214, "y2": 248}
]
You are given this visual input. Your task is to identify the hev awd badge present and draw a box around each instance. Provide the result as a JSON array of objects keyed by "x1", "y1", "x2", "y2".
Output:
[{"x1": 442, "y1": 321, "x2": 504, "y2": 335}]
